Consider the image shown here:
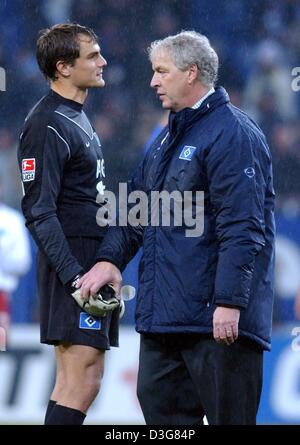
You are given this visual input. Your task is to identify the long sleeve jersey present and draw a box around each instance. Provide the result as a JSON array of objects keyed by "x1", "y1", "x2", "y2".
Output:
[{"x1": 18, "y1": 90, "x2": 106, "y2": 284}]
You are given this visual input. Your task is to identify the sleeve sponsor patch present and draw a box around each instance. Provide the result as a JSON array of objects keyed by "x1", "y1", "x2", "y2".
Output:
[{"x1": 22, "y1": 158, "x2": 36, "y2": 182}]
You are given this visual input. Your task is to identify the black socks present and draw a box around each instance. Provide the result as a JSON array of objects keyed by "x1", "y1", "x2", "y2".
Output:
[{"x1": 45, "y1": 403, "x2": 86, "y2": 425}]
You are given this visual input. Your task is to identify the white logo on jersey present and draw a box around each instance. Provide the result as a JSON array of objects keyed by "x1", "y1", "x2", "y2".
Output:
[
  {"x1": 96, "y1": 159, "x2": 105, "y2": 178},
  {"x1": 96, "y1": 181, "x2": 106, "y2": 195}
]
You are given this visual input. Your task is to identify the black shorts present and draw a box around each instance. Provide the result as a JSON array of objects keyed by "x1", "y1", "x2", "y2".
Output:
[{"x1": 37, "y1": 236, "x2": 119, "y2": 350}]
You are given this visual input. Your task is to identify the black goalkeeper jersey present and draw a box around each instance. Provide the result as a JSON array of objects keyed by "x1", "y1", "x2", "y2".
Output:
[{"x1": 18, "y1": 90, "x2": 107, "y2": 285}]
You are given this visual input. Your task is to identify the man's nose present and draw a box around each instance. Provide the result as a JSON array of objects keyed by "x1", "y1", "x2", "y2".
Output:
[
  {"x1": 99, "y1": 55, "x2": 107, "y2": 67},
  {"x1": 150, "y1": 73, "x2": 159, "y2": 88}
]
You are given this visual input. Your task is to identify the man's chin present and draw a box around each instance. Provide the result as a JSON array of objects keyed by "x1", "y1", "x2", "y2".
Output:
[
  {"x1": 91, "y1": 79, "x2": 105, "y2": 88},
  {"x1": 161, "y1": 101, "x2": 171, "y2": 110}
]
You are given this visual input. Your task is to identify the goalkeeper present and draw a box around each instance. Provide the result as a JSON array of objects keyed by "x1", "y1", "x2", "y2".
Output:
[{"x1": 17, "y1": 24, "x2": 120, "y2": 425}]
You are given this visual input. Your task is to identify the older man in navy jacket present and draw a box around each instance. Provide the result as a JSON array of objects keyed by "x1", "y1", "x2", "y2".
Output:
[{"x1": 78, "y1": 31, "x2": 275, "y2": 425}]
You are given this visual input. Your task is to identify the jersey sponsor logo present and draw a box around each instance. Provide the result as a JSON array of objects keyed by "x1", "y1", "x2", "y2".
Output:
[
  {"x1": 96, "y1": 180, "x2": 106, "y2": 195},
  {"x1": 96, "y1": 159, "x2": 105, "y2": 178},
  {"x1": 79, "y1": 312, "x2": 101, "y2": 330},
  {"x1": 22, "y1": 158, "x2": 36, "y2": 182},
  {"x1": 179, "y1": 146, "x2": 196, "y2": 161}
]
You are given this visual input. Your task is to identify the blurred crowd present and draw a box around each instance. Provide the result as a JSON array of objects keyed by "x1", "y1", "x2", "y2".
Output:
[{"x1": 0, "y1": 0, "x2": 300, "y2": 326}]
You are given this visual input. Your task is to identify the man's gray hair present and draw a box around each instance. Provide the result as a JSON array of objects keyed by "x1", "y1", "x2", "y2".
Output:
[{"x1": 148, "y1": 30, "x2": 219, "y2": 87}]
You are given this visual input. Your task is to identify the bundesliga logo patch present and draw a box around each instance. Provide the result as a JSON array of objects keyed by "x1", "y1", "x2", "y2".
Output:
[
  {"x1": 22, "y1": 158, "x2": 36, "y2": 182},
  {"x1": 179, "y1": 146, "x2": 196, "y2": 161}
]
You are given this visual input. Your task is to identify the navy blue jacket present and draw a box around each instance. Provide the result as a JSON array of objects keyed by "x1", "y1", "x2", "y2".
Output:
[{"x1": 98, "y1": 87, "x2": 275, "y2": 350}]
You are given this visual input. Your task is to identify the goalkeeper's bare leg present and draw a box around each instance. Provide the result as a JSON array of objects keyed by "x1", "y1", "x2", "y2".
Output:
[
  {"x1": 45, "y1": 343, "x2": 104, "y2": 424},
  {"x1": 51, "y1": 346, "x2": 65, "y2": 401}
]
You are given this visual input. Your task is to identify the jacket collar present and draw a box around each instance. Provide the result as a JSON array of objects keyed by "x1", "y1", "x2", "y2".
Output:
[{"x1": 168, "y1": 86, "x2": 230, "y2": 135}]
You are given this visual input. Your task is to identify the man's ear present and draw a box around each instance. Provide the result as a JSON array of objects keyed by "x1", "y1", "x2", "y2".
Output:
[
  {"x1": 188, "y1": 63, "x2": 198, "y2": 84},
  {"x1": 55, "y1": 60, "x2": 72, "y2": 78}
]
